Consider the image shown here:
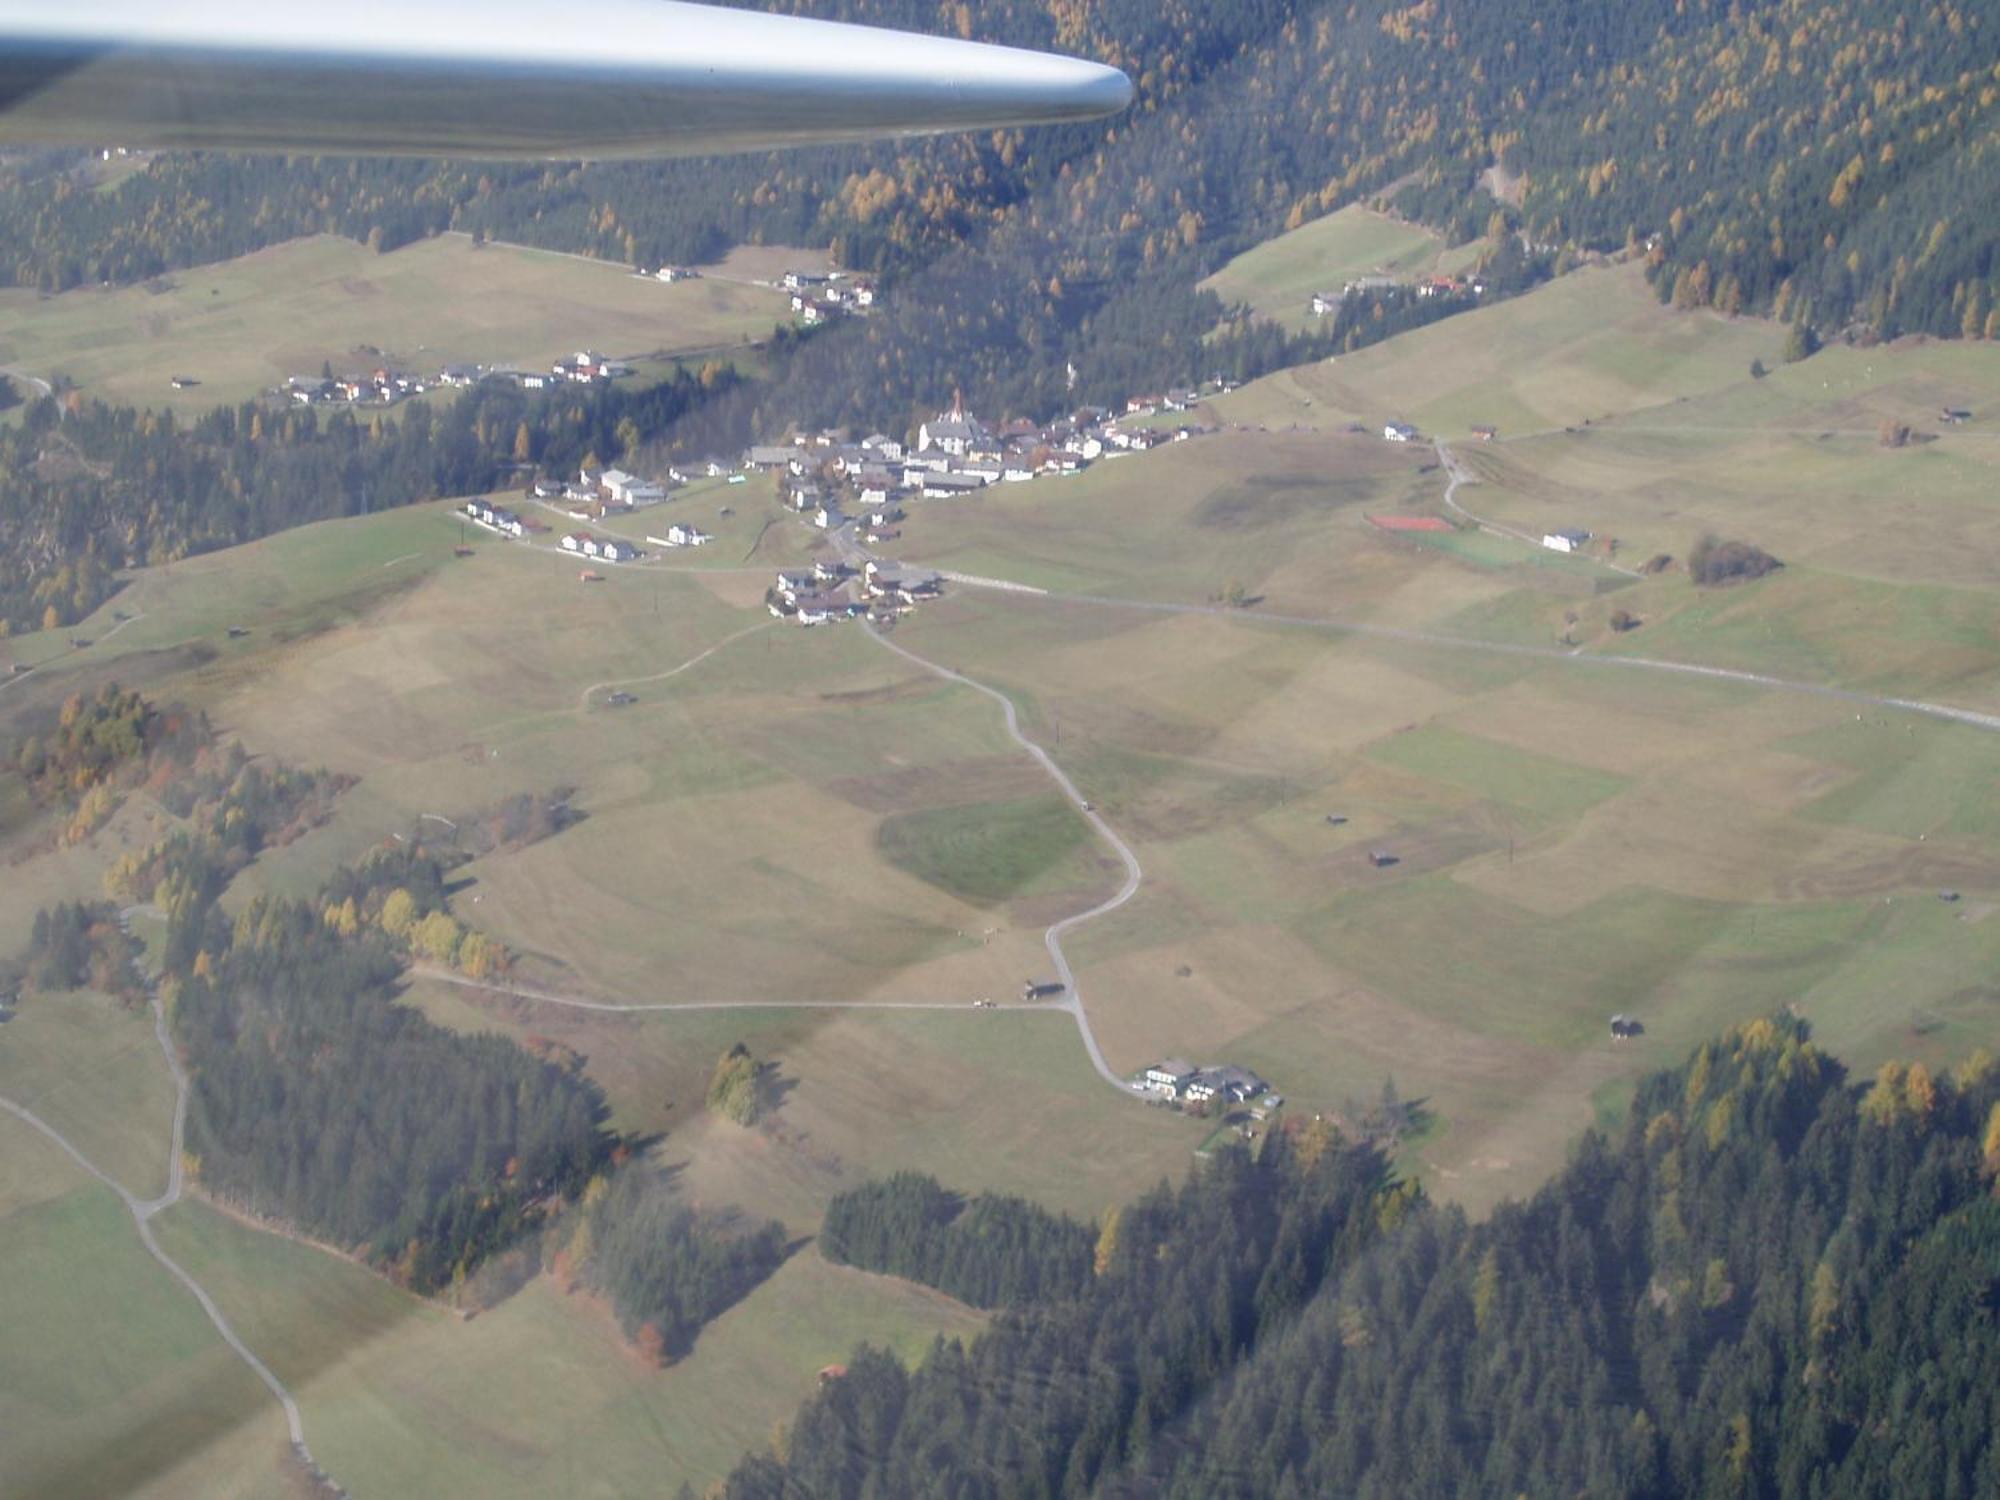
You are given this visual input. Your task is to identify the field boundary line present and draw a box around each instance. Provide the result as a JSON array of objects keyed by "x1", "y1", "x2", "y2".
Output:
[{"x1": 409, "y1": 965, "x2": 1064, "y2": 1014}]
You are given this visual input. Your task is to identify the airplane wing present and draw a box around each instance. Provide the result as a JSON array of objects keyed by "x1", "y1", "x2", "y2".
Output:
[{"x1": 0, "y1": 0, "x2": 1132, "y2": 159}]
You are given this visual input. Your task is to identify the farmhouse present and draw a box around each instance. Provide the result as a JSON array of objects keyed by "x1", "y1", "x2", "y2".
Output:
[
  {"x1": 1184, "y1": 1065, "x2": 1270, "y2": 1108},
  {"x1": 922, "y1": 470, "x2": 989, "y2": 499},
  {"x1": 645, "y1": 523, "x2": 711, "y2": 548},
  {"x1": 1144, "y1": 1059, "x2": 1198, "y2": 1096},
  {"x1": 599, "y1": 468, "x2": 668, "y2": 507},
  {"x1": 554, "y1": 350, "x2": 611, "y2": 384},
  {"x1": 773, "y1": 569, "x2": 817, "y2": 603},
  {"x1": 864, "y1": 561, "x2": 942, "y2": 604},
  {"x1": 790, "y1": 592, "x2": 861, "y2": 625},
  {"x1": 1309, "y1": 291, "x2": 1342, "y2": 318},
  {"x1": 598, "y1": 538, "x2": 637, "y2": 563},
  {"x1": 1383, "y1": 422, "x2": 1418, "y2": 443},
  {"x1": 746, "y1": 445, "x2": 798, "y2": 470},
  {"x1": 1542, "y1": 528, "x2": 1592, "y2": 554}
]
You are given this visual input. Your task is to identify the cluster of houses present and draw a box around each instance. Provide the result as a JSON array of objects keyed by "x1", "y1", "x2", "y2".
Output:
[
  {"x1": 533, "y1": 464, "x2": 673, "y2": 516},
  {"x1": 285, "y1": 363, "x2": 484, "y2": 407},
  {"x1": 1310, "y1": 272, "x2": 1485, "y2": 320},
  {"x1": 517, "y1": 350, "x2": 632, "y2": 391},
  {"x1": 461, "y1": 498, "x2": 526, "y2": 537},
  {"x1": 767, "y1": 558, "x2": 943, "y2": 627},
  {"x1": 284, "y1": 346, "x2": 635, "y2": 407},
  {"x1": 782, "y1": 269, "x2": 877, "y2": 326},
  {"x1": 559, "y1": 531, "x2": 638, "y2": 563},
  {"x1": 743, "y1": 384, "x2": 1234, "y2": 524},
  {"x1": 1140, "y1": 1059, "x2": 1278, "y2": 1115}
]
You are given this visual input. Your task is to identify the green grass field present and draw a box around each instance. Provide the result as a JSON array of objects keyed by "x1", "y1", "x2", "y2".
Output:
[
  {"x1": 0, "y1": 990, "x2": 178, "y2": 1200},
  {"x1": 0, "y1": 233, "x2": 791, "y2": 413},
  {"x1": 152, "y1": 1198, "x2": 983, "y2": 1499},
  {"x1": 878, "y1": 794, "x2": 1102, "y2": 905},
  {"x1": 1200, "y1": 205, "x2": 1453, "y2": 331},
  {"x1": 0, "y1": 1124, "x2": 296, "y2": 1500}
]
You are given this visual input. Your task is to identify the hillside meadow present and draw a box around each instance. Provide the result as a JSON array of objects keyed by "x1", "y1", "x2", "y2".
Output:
[{"x1": 0, "y1": 233, "x2": 791, "y2": 413}]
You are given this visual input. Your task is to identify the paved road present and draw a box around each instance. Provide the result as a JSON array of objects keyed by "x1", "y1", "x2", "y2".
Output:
[
  {"x1": 865, "y1": 623, "x2": 1141, "y2": 1096},
  {"x1": 0, "y1": 925, "x2": 333, "y2": 1488}
]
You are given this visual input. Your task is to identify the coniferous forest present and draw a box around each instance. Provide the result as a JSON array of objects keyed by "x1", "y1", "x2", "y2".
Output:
[
  {"x1": 819, "y1": 1172, "x2": 1098, "y2": 1310},
  {"x1": 727, "y1": 1021, "x2": 2000, "y2": 1500},
  {"x1": 0, "y1": 366, "x2": 737, "y2": 633}
]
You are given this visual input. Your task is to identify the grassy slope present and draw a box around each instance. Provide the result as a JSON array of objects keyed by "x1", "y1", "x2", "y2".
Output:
[
  {"x1": 0, "y1": 233, "x2": 790, "y2": 413},
  {"x1": 153, "y1": 1198, "x2": 984, "y2": 1500},
  {"x1": 0, "y1": 1122, "x2": 294, "y2": 1500},
  {"x1": 1199, "y1": 205, "x2": 1451, "y2": 331}
]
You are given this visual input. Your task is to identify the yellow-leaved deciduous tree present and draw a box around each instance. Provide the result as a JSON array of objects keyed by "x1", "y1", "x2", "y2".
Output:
[
  {"x1": 1859, "y1": 1061, "x2": 1908, "y2": 1126},
  {"x1": 412, "y1": 910, "x2": 463, "y2": 966},
  {"x1": 1902, "y1": 1062, "x2": 1937, "y2": 1121},
  {"x1": 378, "y1": 888, "x2": 418, "y2": 941},
  {"x1": 1094, "y1": 1207, "x2": 1122, "y2": 1276},
  {"x1": 323, "y1": 897, "x2": 360, "y2": 939},
  {"x1": 456, "y1": 930, "x2": 505, "y2": 980},
  {"x1": 1808, "y1": 1259, "x2": 1840, "y2": 1345},
  {"x1": 1472, "y1": 1246, "x2": 1501, "y2": 1332},
  {"x1": 1981, "y1": 1102, "x2": 2000, "y2": 1178}
]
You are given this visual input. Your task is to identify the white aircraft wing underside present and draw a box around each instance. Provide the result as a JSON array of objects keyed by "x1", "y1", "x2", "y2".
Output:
[{"x1": 0, "y1": 0, "x2": 1132, "y2": 158}]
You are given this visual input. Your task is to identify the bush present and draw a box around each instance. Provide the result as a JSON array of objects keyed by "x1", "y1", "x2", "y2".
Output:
[{"x1": 1689, "y1": 534, "x2": 1782, "y2": 588}]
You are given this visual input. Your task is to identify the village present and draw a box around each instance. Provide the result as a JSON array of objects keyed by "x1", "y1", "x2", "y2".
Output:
[
  {"x1": 452, "y1": 365, "x2": 1242, "y2": 624},
  {"x1": 271, "y1": 263, "x2": 884, "y2": 409}
]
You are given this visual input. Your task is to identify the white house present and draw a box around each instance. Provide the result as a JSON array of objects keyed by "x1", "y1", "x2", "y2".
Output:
[
  {"x1": 1542, "y1": 529, "x2": 1592, "y2": 554},
  {"x1": 598, "y1": 538, "x2": 637, "y2": 562},
  {"x1": 560, "y1": 533, "x2": 587, "y2": 553},
  {"x1": 922, "y1": 471, "x2": 988, "y2": 499},
  {"x1": 646, "y1": 524, "x2": 710, "y2": 548},
  {"x1": 1309, "y1": 291, "x2": 1341, "y2": 318},
  {"x1": 1384, "y1": 422, "x2": 1418, "y2": 443},
  {"x1": 1184, "y1": 1066, "x2": 1269, "y2": 1108},
  {"x1": 1144, "y1": 1059, "x2": 1198, "y2": 1097},
  {"x1": 813, "y1": 503, "x2": 844, "y2": 530}
]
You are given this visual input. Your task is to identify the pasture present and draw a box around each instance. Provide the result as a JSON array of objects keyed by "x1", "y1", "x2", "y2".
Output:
[
  {"x1": 0, "y1": 233, "x2": 791, "y2": 412},
  {"x1": 1200, "y1": 205, "x2": 1453, "y2": 331},
  {"x1": 155, "y1": 1200, "x2": 984, "y2": 1500},
  {"x1": 0, "y1": 1124, "x2": 295, "y2": 1500}
]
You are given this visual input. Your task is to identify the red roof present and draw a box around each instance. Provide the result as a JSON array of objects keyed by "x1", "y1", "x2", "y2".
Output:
[{"x1": 1367, "y1": 514, "x2": 1453, "y2": 533}]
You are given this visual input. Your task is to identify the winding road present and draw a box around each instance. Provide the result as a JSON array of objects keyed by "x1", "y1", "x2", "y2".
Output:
[
  {"x1": 866, "y1": 623, "x2": 1140, "y2": 1094},
  {"x1": 0, "y1": 932, "x2": 333, "y2": 1490}
]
